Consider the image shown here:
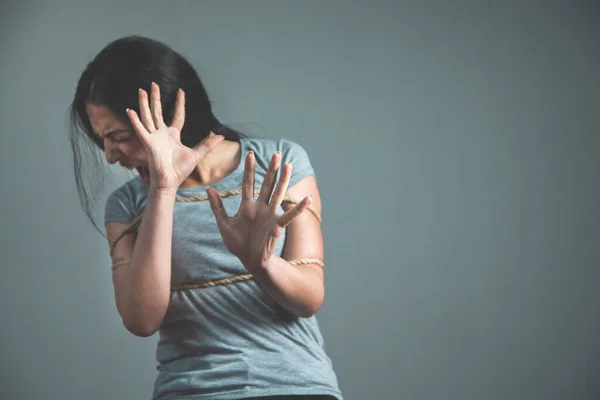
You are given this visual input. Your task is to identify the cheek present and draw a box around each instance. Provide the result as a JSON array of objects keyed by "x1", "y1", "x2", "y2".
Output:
[{"x1": 120, "y1": 140, "x2": 147, "y2": 160}]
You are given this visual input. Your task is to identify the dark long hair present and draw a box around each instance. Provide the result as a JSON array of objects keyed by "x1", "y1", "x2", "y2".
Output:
[{"x1": 68, "y1": 35, "x2": 246, "y2": 234}]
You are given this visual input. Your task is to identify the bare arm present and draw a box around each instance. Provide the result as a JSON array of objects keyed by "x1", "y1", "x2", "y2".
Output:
[
  {"x1": 207, "y1": 148, "x2": 326, "y2": 319},
  {"x1": 251, "y1": 174, "x2": 325, "y2": 318},
  {"x1": 106, "y1": 84, "x2": 222, "y2": 336},
  {"x1": 107, "y1": 188, "x2": 177, "y2": 337}
]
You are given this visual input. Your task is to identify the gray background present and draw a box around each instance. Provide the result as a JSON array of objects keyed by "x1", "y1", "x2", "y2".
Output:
[{"x1": 1, "y1": 1, "x2": 599, "y2": 399}]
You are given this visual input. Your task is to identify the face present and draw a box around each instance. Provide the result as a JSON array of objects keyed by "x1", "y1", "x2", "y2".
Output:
[{"x1": 86, "y1": 103, "x2": 150, "y2": 180}]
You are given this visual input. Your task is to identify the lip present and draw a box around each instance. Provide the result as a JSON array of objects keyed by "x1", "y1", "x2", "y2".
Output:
[
  {"x1": 119, "y1": 162, "x2": 143, "y2": 171},
  {"x1": 136, "y1": 166, "x2": 151, "y2": 183}
]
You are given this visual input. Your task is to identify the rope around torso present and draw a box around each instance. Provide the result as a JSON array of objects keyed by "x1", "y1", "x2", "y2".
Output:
[{"x1": 108, "y1": 188, "x2": 324, "y2": 292}]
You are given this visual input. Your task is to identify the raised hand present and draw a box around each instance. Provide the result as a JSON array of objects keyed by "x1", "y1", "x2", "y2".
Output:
[
  {"x1": 207, "y1": 151, "x2": 312, "y2": 273},
  {"x1": 126, "y1": 83, "x2": 224, "y2": 191}
]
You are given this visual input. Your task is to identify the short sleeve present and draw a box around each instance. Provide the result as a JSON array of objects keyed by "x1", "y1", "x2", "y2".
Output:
[
  {"x1": 279, "y1": 139, "x2": 316, "y2": 187},
  {"x1": 104, "y1": 185, "x2": 136, "y2": 224}
]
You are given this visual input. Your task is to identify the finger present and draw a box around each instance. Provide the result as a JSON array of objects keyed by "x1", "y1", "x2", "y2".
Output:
[
  {"x1": 192, "y1": 134, "x2": 225, "y2": 161},
  {"x1": 257, "y1": 152, "x2": 281, "y2": 203},
  {"x1": 150, "y1": 82, "x2": 167, "y2": 130},
  {"x1": 170, "y1": 89, "x2": 185, "y2": 131},
  {"x1": 206, "y1": 186, "x2": 229, "y2": 223},
  {"x1": 126, "y1": 108, "x2": 150, "y2": 146},
  {"x1": 138, "y1": 88, "x2": 157, "y2": 132},
  {"x1": 269, "y1": 161, "x2": 292, "y2": 211},
  {"x1": 277, "y1": 195, "x2": 311, "y2": 228},
  {"x1": 241, "y1": 151, "x2": 255, "y2": 203}
]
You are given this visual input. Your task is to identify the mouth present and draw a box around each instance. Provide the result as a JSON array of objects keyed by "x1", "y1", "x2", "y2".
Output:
[
  {"x1": 135, "y1": 166, "x2": 151, "y2": 183},
  {"x1": 119, "y1": 162, "x2": 150, "y2": 183}
]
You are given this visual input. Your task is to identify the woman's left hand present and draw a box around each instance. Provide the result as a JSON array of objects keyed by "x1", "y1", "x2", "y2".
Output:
[{"x1": 207, "y1": 151, "x2": 311, "y2": 273}]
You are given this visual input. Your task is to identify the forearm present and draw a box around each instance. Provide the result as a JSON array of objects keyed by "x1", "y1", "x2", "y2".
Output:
[
  {"x1": 249, "y1": 255, "x2": 325, "y2": 318},
  {"x1": 119, "y1": 188, "x2": 177, "y2": 335}
]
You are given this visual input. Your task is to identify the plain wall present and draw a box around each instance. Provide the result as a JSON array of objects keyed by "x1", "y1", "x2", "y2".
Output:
[{"x1": 1, "y1": 1, "x2": 599, "y2": 399}]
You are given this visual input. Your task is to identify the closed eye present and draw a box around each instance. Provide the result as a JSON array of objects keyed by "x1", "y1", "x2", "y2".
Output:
[
  {"x1": 113, "y1": 134, "x2": 131, "y2": 143},
  {"x1": 98, "y1": 129, "x2": 132, "y2": 143}
]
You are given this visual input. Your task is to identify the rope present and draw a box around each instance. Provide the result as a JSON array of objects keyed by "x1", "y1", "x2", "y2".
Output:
[
  {"x1": 110, "y1": 259, "x2": 324, "y2": 291},
  {"x1": 109, "y1": 189, "x2": 320, "y2": 256},
  {"x1": 169, "y1": 259, "x2": 325, "y2": 292},
  {"x1": 171, "y1": 273, "x2": 254, "y2": 291},
  {"x1": 108, "y1": 188, "x2": 324, "y2": 291}
]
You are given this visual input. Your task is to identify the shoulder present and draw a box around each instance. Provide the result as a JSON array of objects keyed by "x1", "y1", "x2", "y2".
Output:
[
  {"x1": 243, "y1": 137, "x2": 315, "y2": 186},
  {"x1": 107, "y1": 176, "x2": 145, "y2": 203},
  {"x1": 243, "y1": 137, "x2": 311, "y2": 165},
  {"x1": 104, "y1": 176, "x2": 148, "y2": 223}
]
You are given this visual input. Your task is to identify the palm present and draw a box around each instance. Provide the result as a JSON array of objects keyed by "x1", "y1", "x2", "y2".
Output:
[
  {"x1": 207, "y1": 151, "x2": 311, "y2": 272},
  {"x1": 127, "y1": 84, "x2": 224, "y2": 191},
  {"x1": 220, "y1": 200, "x2": 283, "y2": 267},
  {"x1": 147, "y1": 130, "x2": 205, "y2": 187}
]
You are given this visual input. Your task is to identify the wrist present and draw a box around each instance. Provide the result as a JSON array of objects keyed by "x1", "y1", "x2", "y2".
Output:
[
  {"x1": 242, "y1": 255, "x2": 277, "y2": 276},
  {"x1": 149, "y1": 185, "x2": 178, "y2": 198}
]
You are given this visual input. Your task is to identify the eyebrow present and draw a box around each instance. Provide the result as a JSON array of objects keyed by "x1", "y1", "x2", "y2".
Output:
[{"x1": 97, "y1": 129, "x2": 130, "y2": 139}]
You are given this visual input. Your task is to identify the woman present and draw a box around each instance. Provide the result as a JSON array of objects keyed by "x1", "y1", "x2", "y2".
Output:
[{"x1": 68, "y1": 36, "x2": 342, "y2": 400}]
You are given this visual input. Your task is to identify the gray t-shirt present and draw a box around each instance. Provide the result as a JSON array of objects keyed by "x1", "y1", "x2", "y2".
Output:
[{"x1": 105, "y1": 137, "x2": 342, "y2": 400}]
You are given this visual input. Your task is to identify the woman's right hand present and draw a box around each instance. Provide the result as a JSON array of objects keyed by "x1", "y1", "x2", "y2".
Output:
[{"x1": 126, "y1": 82, "x2": 224, "y2": 192}]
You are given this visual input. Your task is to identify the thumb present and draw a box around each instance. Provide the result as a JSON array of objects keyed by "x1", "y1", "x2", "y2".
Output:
[{"x1": 193, "y1": 134, "x2": 225, "y2": 160}]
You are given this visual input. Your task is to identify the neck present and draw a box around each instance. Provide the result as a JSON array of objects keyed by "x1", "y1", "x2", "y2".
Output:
[{"x1": 180, "y1": 134, "x2": 240, "y2": 188}]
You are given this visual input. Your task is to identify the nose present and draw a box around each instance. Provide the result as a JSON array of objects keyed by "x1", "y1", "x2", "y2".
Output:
[{"x1": 104, "y1": 140, "x2": 118, "y2": 165}]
